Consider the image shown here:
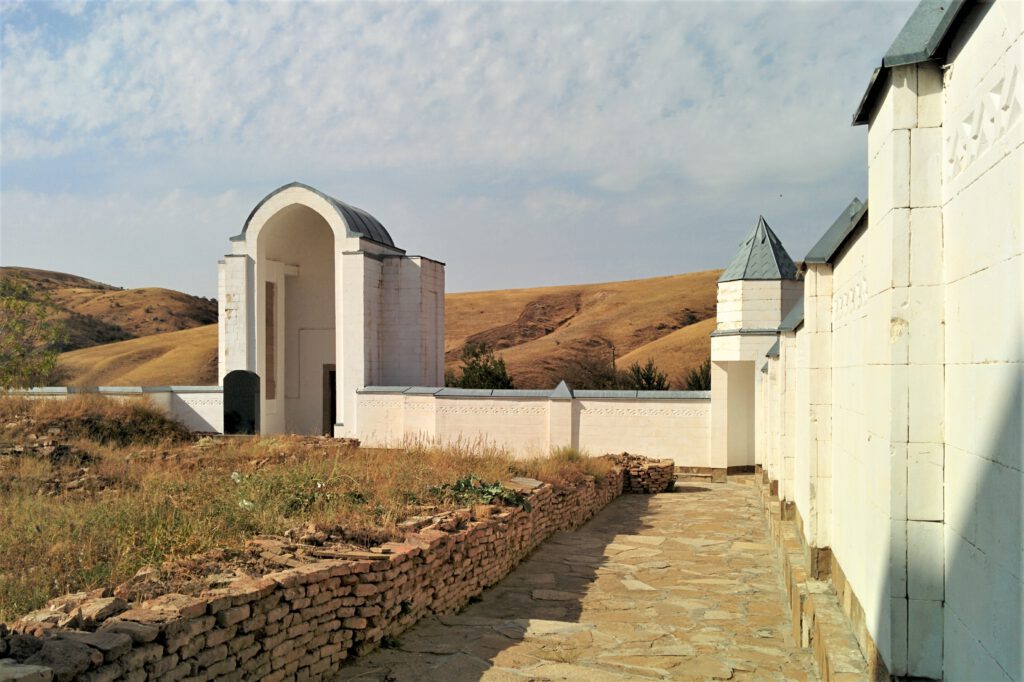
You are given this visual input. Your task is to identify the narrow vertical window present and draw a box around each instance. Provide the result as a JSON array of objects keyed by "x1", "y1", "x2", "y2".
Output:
[{"x1": 265, "y1": 281, "x2": 276, "y2": 399}]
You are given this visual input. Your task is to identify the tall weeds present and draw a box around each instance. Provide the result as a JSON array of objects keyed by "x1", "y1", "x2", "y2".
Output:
[{"x1": 0, "y1": 399, "x2": 612, "y2": 621}]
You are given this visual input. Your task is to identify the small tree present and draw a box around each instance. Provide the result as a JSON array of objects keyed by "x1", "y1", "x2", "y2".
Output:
[
  {"x1": 558, "y1": 349, "x2": 619, "y2": 390},
  {"x1": 683, "y1": 357, "x2": 711, "y2": 391},
  {"x1": 446, "y1": 341, "x2": 515, "y2": 389},
  {"x1": 0, "y1": 275, "x2": 67, "y2": 388},
  {"x1": 621, "y1": 359, "x2": 670, "y2": 391}
]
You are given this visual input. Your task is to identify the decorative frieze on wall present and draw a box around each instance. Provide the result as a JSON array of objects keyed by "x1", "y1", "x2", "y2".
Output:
[
  {"x1": 944, "y1": 63, "x2": 1022, "y2": 183},
  {"x1": 831, "y1": 277, "x2": 868, "y2": 322},
  {"x1": 437, "y1": 403, "x2": 547, "y2": 416},
  {"x1": 180, "y1": 398, "x2": 221, "y2": 408},
  {"x1": 359, "y1": 400, "x2": 405, "y2": 410},
  {"x1": 580, "y1": 406, "x2": 706, "y2": 418}
]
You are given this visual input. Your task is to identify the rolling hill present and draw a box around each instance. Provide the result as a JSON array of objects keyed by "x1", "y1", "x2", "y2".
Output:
[
  {"x1": 445, "y1": 270, "x2": 720, "y2": 388},
  {"x1": 2, "y1": 267, "x2": 217, "y2": 351},
  {"x1": 9, "y1": 267, "x2": 719, "y2": 388},
  {"x1": 57, "y1": 324, "x2": 219, "y2": 387}
]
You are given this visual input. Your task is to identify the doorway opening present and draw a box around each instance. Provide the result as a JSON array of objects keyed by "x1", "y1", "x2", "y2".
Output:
[{"x1": 323, "y1": 365, "x2": 337, "y2": 435}]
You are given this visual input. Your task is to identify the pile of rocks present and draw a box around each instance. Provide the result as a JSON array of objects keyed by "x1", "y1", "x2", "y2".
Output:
[
  {"x1": 612, "y1": 453, "x2": 676, "y2": 493},
  {"x1": 2, "y1": 455, "x2": 671, "y2": 681}
]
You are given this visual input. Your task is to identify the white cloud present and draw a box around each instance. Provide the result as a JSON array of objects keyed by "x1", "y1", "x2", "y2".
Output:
[
  {"x1": 0, "y1": 0, "x2": 914, "y2": 294},
  {"x1": 1, "y1": 2, "x2": 910, "y2": 183}
]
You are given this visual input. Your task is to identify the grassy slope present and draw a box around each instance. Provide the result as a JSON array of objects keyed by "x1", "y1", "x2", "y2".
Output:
[
  {"x1": 58, "y1": 324, "x2": 219, "y2": 386},
  {"x1": 2, "y1": 266, "x2": 217, "y2": 351},
  {"x1": 446, "y1": 269, "x2": 720, "y2": 388},
  {"x1": 0, "y1": 396, "x2": 611, "y2": 621},
  {"x1": 55, "y1": 269, "x2": 720, "y2": 388}
]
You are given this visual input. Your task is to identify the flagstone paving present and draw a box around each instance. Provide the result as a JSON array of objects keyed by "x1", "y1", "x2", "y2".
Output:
[{"x1": 343, "y1": 478, "x2": 818, "y2": 681}]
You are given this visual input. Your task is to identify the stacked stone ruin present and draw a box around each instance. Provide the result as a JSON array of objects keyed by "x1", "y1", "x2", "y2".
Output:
[
  {"x1": 0, "y1": 455, "x2": 673, "y2": 682},
  {"x1": 617, "y1": 454, "x2": 676, "y2": 494}
]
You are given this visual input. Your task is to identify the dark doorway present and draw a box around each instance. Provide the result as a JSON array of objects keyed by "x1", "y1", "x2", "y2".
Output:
[
  {"x1": 224, "y1": 370, "x2": 260, "y2": 435},
  {"x1": 323, "y1": 365, "x2": 337, "y2": 436}
]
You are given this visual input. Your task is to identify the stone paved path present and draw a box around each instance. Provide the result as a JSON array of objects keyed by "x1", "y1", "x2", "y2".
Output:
[{"x1": 343, "y1": 479, "x2": 818, "y2": 681}]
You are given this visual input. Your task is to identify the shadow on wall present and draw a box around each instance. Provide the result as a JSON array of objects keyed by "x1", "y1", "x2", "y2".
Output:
[
  {"x1": 873, "y1": 369, "x2": 1023, "y2": 680},
  {"x1": 942, "y1": 373, "x2": 1022, "y2": 681}
]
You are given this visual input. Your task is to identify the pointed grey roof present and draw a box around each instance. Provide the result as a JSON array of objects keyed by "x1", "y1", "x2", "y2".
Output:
[
  {"x1": 718, "y1": 216, "x2": 799, "y2": 283},
  {"x1": 852, "y1": 0, "x2": 969, "y2": 125}
]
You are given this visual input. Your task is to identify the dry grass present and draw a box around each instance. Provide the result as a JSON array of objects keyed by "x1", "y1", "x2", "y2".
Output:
[
  {"x1": 0, "y1": 397, "x2": 613, "y2": 622},
  {"x1": 57, "y1": 324, "x2": 218, "y2": 387},
  {"x1": 54, "y1": 269, "x2": 719, "y2": 389},
  {"x1": 446, "y1": 269, "x2": 721, "y2": 388},
  {"x1": 616, "y1": 316, "x2": 718, "y2": 380},
  {"x1": 2, "y1": 266, "x2": 216, "y2": 352}
]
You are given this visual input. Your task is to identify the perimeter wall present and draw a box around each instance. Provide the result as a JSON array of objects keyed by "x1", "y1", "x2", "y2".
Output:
[
  {"x1": 356, "y1": 387, "x2": 713, "y2": 467},
  {"x1": 754, "y1": 3, "x2": 1023, "y2": 678}
]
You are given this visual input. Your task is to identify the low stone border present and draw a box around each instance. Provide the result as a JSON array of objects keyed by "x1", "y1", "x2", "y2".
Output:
[
  {"x1": 753, "y1": 468, "x2": 877, "y2": 682},
  {"x1": 0, "y1": 455, "x2": 674, "y2": 681}
]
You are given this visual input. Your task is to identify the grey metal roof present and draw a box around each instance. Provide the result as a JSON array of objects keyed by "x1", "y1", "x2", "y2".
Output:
[
  {"x1": 709, "y1": 328, "x2": 780, "y2": 338},
  {"x1": 234, "y1": 182, "x2": 398, "y2": 248},
  {"x1": 853, "y1": 0, "x2": 969, "y2": 125},
  {"x1": 436, "y1": 388, "x2": 493, "y2": 397},
  {"x1": 718, "y1": 216, "x2": 799, "y2": 283},
  {"x1": 778, "y1": 299, "x2": 804, "y2": 332},
  {"x1": 766, "y1": 340, "x2": 780, "y2": 358},
  {"x1": 574, "y1": 390, "x2": 639, "y2": 399},
  {"x1": 636, "y1": 390, "x2": 711, "y2": 400},
  {"x1": 550, "y1": 381, "x2": 574, "y2": 400},
  {"x1": 805, "y1": 198, "x2": 867, "y2": 264}
]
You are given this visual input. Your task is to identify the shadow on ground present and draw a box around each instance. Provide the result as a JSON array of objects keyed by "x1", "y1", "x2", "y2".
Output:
[{"x1": 341, "y1": 482, "x2": 816, "y2": 681}]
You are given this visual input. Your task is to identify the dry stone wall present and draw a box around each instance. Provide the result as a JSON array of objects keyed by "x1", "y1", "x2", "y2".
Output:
[{"x1": 0, "y1": 456, "x2": 673, "y2": 682}]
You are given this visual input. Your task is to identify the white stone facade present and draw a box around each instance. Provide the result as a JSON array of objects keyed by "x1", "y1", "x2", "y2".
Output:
[
  {"x1": 217, "y1": 183, "x2": 445, "y2": 437},
  {"x1": 753, "y1": 2, "x2": 1023, "y2": 678},
  {"x1": 355, "y1": 387, "x2": 712, "y2": 465}
]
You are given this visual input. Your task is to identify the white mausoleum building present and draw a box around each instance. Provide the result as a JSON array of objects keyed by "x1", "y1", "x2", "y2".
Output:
[{"x1": 217, "y1": 182, "x2": 445, "y2": 438}]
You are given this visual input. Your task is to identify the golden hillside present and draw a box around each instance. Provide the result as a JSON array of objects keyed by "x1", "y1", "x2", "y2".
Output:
[
  {"x1": 446, "y1": 270, "x2": 719, "y2": 388},
  {"x1": 58, "y1": 325, "x2": 219, "y2": 387},
  {"x1": 50, "y1": 270, "x2": 719, "y2": 388},
  {"x1": 2, "y1": 267, "x2": 217, "y2": 351}
]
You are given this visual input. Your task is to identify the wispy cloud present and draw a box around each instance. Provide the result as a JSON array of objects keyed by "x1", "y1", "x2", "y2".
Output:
[{"x1": 0, "y1": 0, "x2": 913, "y2": 295}]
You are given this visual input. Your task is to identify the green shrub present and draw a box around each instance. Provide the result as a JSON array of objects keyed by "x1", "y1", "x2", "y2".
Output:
[
  {"x1": 621, "y1": 359, "x2": 670, "y2": 391},
  {"x1": 446, "y1": 342, "x2": 515, "y2": 389},
  {"x1": 684, "y1": 357, "x2": 712, "y2": 391}
]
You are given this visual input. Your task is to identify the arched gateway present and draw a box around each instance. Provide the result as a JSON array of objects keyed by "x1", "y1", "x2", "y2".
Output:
[{"x1": 217, "y1": 183, "x2": 445, "y2": 436}]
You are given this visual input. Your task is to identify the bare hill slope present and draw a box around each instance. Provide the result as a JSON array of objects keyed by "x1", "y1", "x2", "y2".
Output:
[
  {"x1": 58, "y1": 325, "x2": 219, "y2": 386},
  {"x1": 48, "y1": 269, "x2": 719, "y2": 388},
  {"x1": 2, "y1": 267, "x2": 217, "y2": 351},
  {"x1": 445, "y1": 270, "x2": 720, "y2": 388}
]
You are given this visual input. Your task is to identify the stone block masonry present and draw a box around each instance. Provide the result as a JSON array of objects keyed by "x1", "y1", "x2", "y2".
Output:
[{"x1": 0, "y1": 456, "x2": 674, "y2": 682}]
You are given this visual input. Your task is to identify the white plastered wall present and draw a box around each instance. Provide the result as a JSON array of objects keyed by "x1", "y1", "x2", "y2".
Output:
[
  {"x1": 355, "y1": 390, "x2": 712, "y2": 464},
  {"x1": 940, "y1": 2, "x2": 1023, "y2": 679},
  {"x1": 746, "y1": 3, "x2": 1022, "y2": 676}
]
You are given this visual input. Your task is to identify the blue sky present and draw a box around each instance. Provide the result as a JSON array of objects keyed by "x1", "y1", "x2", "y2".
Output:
[{"x1": 1, "y1": 0, "x2": 914, "y2": 298}]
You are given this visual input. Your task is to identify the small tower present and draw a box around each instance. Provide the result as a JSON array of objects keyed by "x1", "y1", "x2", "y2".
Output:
[{"x1": 710, "y1": 216, "x2": 802, "y2": 470}]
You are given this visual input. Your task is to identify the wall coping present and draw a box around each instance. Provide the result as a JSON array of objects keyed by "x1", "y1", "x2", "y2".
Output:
[
  {"x1": 6, "y1": 386, "x2": 223, "y2": 395},
  {"x1": 358, "y1": 386, "x2": 711, "y2": 401}
]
